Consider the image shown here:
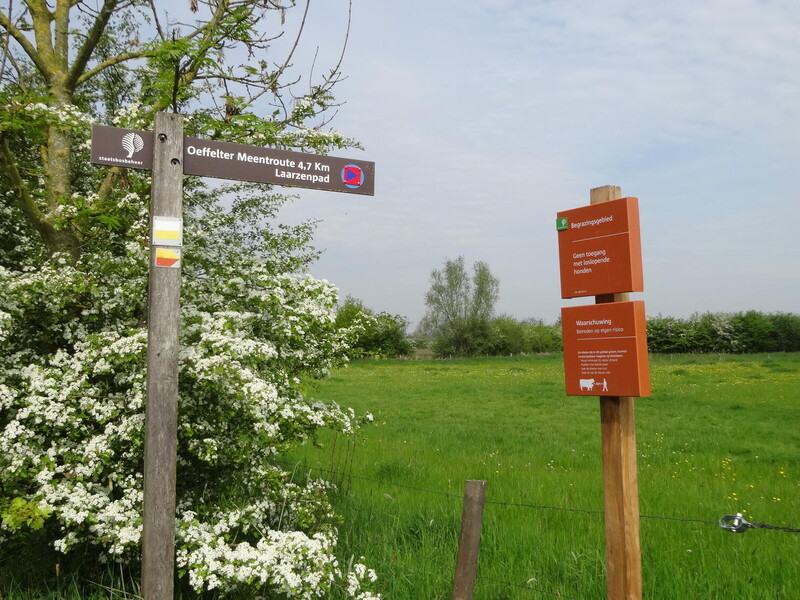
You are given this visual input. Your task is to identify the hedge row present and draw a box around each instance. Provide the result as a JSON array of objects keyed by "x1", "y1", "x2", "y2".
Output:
[{"x1": 646, "y1": 311, "x2": 800, "y2": 354}]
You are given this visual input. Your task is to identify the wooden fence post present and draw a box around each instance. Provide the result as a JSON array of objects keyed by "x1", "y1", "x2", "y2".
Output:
[
  {"x1": 591, "y1": 185, "x2": 643, "y2": 600},
  {"x1": 452, "y1": 479, "x2": 487, "y2": 600},
  {"x1": 142, "y1": 112, "x2": 184, "y2": 600}
]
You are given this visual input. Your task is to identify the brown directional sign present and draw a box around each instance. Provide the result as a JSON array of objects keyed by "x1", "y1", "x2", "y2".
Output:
[
  {"x1": 90, "y1": 124, "x2": 375, "y2": 195},
  {"x1": 183, "y1": 136, "x2": 374, "y2": 195}
]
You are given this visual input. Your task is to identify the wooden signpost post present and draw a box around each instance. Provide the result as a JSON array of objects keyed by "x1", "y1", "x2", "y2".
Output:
[
  {"x1": 91, "y1": 114, "x2": 374, "y2": 600},
  {"x1": 557, "y1": 185, "x2": 648, "y2": 600},
  {"x1": 141, "y1": 112, "x2": 184, "y2": 600}
]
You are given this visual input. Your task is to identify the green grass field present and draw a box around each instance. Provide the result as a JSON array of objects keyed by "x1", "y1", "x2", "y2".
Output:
[{"x1": 289, "y1": 353, "x2": 800, "y2": 599}]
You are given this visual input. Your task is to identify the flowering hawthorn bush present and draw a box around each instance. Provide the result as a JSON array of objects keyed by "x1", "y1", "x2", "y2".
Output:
[{"x1": 0, "y1": 104, "x2": 380, "y2": 598}]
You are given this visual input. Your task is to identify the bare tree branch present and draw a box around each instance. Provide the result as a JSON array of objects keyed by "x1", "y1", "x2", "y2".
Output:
[
  {"x1": 76, "y1": 49, "x2": 151, "y2": 87},
  {"x1": 67, "y1": 0, "x2": 118, "y2": 90}
]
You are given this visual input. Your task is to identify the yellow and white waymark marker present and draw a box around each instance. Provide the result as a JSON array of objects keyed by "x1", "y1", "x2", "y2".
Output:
[{"x1": 152, "y1": 216, "x2": 183, "y2": 246}]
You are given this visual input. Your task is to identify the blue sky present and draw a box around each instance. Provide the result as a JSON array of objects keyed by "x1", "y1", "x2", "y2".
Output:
[{"x1": 273, "y1": 0, "x2": 800, "y2": 327}]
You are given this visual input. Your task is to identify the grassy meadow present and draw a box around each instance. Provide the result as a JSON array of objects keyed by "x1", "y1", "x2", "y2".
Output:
[{"x1": 289, "y1": 353, "x2": 800, "y2": 599}]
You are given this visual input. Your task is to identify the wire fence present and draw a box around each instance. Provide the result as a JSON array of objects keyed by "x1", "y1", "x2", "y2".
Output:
[
  {"x1": 297, "y1": 463, "x2": 799, "y2": 599},
  {"x1": 311, "y1": 465, "x2": 800, "y2": 533}
]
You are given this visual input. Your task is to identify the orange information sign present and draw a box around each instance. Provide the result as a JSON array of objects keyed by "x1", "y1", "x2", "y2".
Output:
[
  {"x1": 556, "y1": 197, "x2": 643, "y2": 298},
  {"x1": 561, "y1": 301, "x2": 650, "y2": 397}
]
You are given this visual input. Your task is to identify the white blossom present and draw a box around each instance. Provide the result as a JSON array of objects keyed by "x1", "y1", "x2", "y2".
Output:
[{"x1": 1, "y1": 167, "x2": 379, "y2": 597}]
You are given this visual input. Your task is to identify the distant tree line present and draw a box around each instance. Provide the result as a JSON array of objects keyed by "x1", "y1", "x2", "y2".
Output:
[
  {"x1": 338, "y1": 254, "x2": 800, "y2": 359},
  {"x1": 339, "y1": 307, "x2": 800, "y2": 359},
  {"x1": 646, "y1": 311, "x2": 800, "y2": 353}
]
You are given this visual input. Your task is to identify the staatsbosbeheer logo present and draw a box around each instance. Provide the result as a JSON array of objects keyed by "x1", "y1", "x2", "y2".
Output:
[
  {"x1": 121, "y1": 132, "x2": 145, "y2": 158},
  {"x1": 341, "y1": 164, "x2": 364, "y2": 189},
  {"x1": 90, "y1": 125, "x2": 153, "y2": 169}
]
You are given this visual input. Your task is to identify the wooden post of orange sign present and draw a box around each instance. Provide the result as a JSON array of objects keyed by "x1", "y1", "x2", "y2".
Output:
[{"x1": 591, "y1": 185, "x2": 643, "y2": 600}]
